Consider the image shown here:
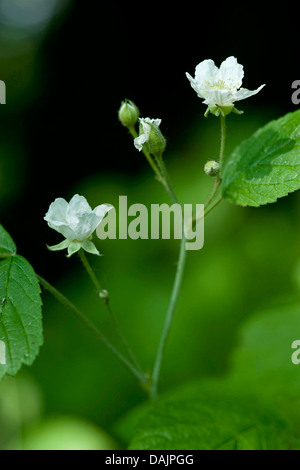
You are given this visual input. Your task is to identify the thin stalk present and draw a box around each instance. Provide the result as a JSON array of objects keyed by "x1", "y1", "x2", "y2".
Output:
[
  {"x1": 154, "y1": 153, "x2": 178, "y2": 205},
  {"x1": 192, "y1": 115, "x2": 226, "y2": 227},
  {"x1": 219, "y1": 114, "x2": 226, "y2": 169},
  {"x1": 78, "y1": 249, "x2": 101, "y2": 292},
  {"x1": 37, "y1": 274, "x2": 147, "y2": 385},
  {"x1": 128, "y1": 126, "x2": 164, "y2": 184},
  {"x1": 144, "y1": 150, "x2": 186, "y2": 399},
  {"x1": 150, "y1": 231, "x2": 187, "y2": 400}
]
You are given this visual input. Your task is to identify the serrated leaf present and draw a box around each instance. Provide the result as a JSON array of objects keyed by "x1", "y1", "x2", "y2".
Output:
[
  {"x1": 221, "y1": 109, "x2": 300, "y2": 206},
  {"x1": 0, "y1": 225, "x2": 16, "y2": 257},
  {"x1": 128, "y1": 381, "x2": 289, "y2": 450},
  {"x1": 0, "y1": 255, "x2": 43, "y2": 380}
]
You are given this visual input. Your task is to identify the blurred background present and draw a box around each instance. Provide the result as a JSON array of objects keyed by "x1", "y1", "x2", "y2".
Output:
[{"x1": 0, "y1": 0, "x2": 300, "y2": 450}]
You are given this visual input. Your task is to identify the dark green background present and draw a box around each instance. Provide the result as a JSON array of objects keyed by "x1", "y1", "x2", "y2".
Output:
[{"x1": 0, "y1": 0, "x2": 299, "y2": 449}]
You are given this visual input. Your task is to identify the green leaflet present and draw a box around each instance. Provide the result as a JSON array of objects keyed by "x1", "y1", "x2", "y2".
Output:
[
  {"x1": 221, "y1": 109, "x2": 300, "y2": 207},
  {"x1": 0, "y1": 226, "x2": 43, "y2": 381},
  {"x1": 128, "y1": 381, "x2": 289, "y2": 450},
  {"x1": 0, "y1": 224, "x2": 16, "y2": 257}
]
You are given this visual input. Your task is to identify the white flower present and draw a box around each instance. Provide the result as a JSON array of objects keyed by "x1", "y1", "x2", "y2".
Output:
[
  {"x1": 0, "y1": 340, "x2": 6, "y2": 365},
  {"x1": 44, "y1": 194, "x2": 112, "y2": 257},
  {"x1": 134, "y1": 118, "x2": 165, "y2": 154},
  {"x1": 186, "y1": 56, "x2": 265, "y2": 114}
]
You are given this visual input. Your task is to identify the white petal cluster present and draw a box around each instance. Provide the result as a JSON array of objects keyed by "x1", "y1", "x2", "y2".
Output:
[
  {"x1": 186, "y1": 56, "x2": 265, "y2": 110},
  {"x1": 134, "y1": 118, "x2": 162, "y2": 152},
  {"x1": 44, "y1": 195, "x2": 112, "y2": 257}
]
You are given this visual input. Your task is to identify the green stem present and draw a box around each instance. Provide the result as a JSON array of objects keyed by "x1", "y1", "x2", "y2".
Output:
[
  {"x1": 78, "y1": 249, "x2": 101, "y2": 292},
  {"x1": 142, "y1": 149, "x2": 186, "y2": 399},
  {"x1": 128, "y1": 126, "x2": 164, "y2": 183},
  {"x1": 192, "y1": 114, "x2": 226, "y2": 227},
  {"x1": 205, "y1": 193, "x2": 223, "y2": 217},
  {"x1": 130, "y1": 115, "x2": 225, "y2": 400},
  {"x1": 36, "y1": 274, "x2": 147, "y2": 385},
  {"x1": 219, "y1": 114, "x2": 226, "y2": 169},
  {"x1": 154, "y1": 153, "x2": 178, "y2": 205},
  {"x1": 206, "y1": 114, "x2": 226, "y2": 208},
  {"x1": 77, "y1": 249, "x2": 144, "y2": 375},
  {"x1": 128, "y1": 130, "x2": 187, "y2": 399},
  {"x1": 150, "y1": 231, "x2": 187, "y2": 400}
]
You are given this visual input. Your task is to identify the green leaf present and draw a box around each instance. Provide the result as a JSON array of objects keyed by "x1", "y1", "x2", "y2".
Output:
[
  {"x1": 227, "y1": 301, "x2": 300, "y2": 448},
  {"x1": 0, "y1": 225, "x2": 16, "y2": 257},
  {"x1": 128, "y1": 381, "x2": 289, "y2": 450},
  {"x1": 230, "y1": 301, "x2": 300, "y2": 403},
  {"x1": 221, "y1": 109, "x2": 300, "y2": 206},
  {"x1": 0, "y1": 255, "x2": 43, "y2": 380}
]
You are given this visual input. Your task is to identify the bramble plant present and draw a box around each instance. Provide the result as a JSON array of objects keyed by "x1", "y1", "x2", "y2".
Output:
[{"x1": 1, "y1": 56, "x2": 300, "y2": 450}]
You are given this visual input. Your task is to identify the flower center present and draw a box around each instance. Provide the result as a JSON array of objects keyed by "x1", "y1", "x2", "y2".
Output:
[{"x1": 203, "y1": 78, "x2": 238, "y2": 92}]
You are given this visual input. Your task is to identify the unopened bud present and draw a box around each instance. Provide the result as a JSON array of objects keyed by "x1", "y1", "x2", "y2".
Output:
[
  {"x1": 118, "y1": 99, "x2": 139, "y2": 128},
  {"x1": 134, "y1": 118, "x2": 166, "y2": 156},
  {"x1": 99, "y1": 289, "x2": 109, "y2": 300},
  {"x1": 204, "y1": 160, "x2": 220, "y2": 177}
]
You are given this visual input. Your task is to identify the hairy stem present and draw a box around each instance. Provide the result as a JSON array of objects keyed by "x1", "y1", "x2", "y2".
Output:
[
  {"x1": 219, "y1": 114, "x2": 226, "y2": 169},
  {"x1": 154, "y1": 153, "x2": 178, "y2": 205}
]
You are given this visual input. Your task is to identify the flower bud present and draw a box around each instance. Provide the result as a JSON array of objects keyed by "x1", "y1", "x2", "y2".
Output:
[
  {"x1": 99, "y1": 289, "x2": 109, "y2": 300},
  {"x1": 118, "y1": 99, "x2": 139, "y2": 128},
  {"x1": 204, "y1": 160, "x2": 220, "y2": 177},
  {"x1": 134, "y1": 118, "x2": 166, "y2": 156}
]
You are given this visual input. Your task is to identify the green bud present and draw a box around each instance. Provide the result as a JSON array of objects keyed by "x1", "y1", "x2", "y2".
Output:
[
  {"x1": 204, "y1": 160, "x2": 220, "y2": 177},
  {"x1": 99, "y1": 289, "x2": 109, "y2": 300},
  {"x1": 118, "y1": 99, "x2": 139, "y2": 128}
]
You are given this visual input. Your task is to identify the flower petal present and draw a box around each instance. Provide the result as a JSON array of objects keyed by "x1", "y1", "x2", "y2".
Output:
[
  {"x1": 194, "y1": 59, "x2": 219, "y2": 86},
  {"x1": 69, "y1": 212, "x2": 98, "y2": 241},
  {"x1": 94, "y1": 204, "x2": 114, "y2": 219},
  {"x1": 219, "y1": 56, "x2": 244, "y2": 89},
  {"x1": 44, "y1": 198, "x2": 77, "y2": 239},
  {"x1": 48, "y1": 223, "x2": 77, "y2": 240},
  {"x1": 186, "y1": 72, "x2": 204, "y2": 98},
  {"x1": 134, "y1": 133, "x2": 149, "y2": 151},
  {"x1": 68, "y1": 194, "x2": 92, "y2": 215},
  {"x1": 144, "y1": 118, "x2": 162, "y2": 127},
  {"x1": 233, "y1": 84, "x2": 265, "y2": 102},
  {"x1": 202, "y1": 89, "x2": 235, "y2": 106},
  {"x1": 44, "y1": 198, "x2": 68, "y2": 224}
]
